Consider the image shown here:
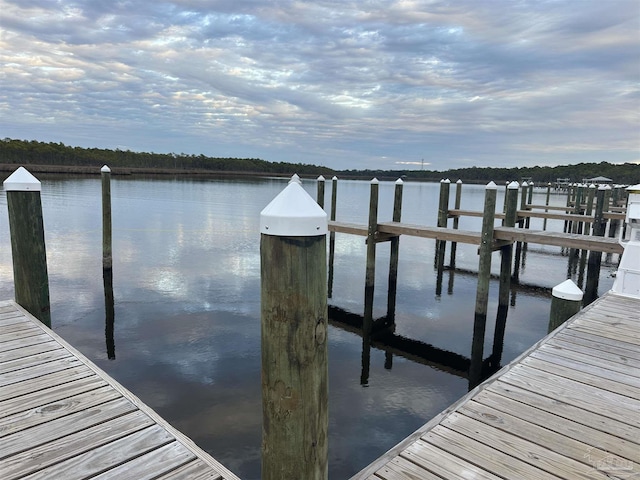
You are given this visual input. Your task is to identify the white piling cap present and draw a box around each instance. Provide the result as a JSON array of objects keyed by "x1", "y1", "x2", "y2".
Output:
[
  {"x1": 486, "y1": 181, "x2": 497, "y2": 190},
  {"x1": 332, "y1": 176, "x2": 338, "y2": 181},
  {"x1": 522, "y1": 181, "x2": 529, "y2": 187},
  {"x1": 260, "y1": 181, "x2": 327, "y2": 236},
  {"x1": 317, "y1": 175, "x2": 325, "y2": 181},
  {"x1": 3, "y1": 166, "x2": 41, "y2": 191},
  {"x1": 395, "y1": 178, "x2": 403, "y2": 185},
  {"x1": 589, "y1": 184, "x2": 596, "y2": 189},
  {"x1": 444, "y1": 178, "x2": 450, "y2": 184},
  {"x1": 552, "y1": 279, "x2": 583, "y2": 301},
  {"x1": 457, "y1": 179, "x2": 462, "y2": 184},
  {"x1": 289, "y1": 174, "x2": 302, "y2": 185},
  {"x1": 508, "y1": 181, "x2": 520, "y2": 189},
  {"x1": 371, "y1": 178, "x2": 379, "y2": 184},
  {"x1": 101, "y1": 165, "x2": 111, "y2": 173}
]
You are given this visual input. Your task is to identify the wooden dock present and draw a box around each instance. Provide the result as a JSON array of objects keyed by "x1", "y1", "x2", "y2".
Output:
[
  {"x1": 351, "y1": 290, "x2": 640, "y2": 479},
  {"x1": 0, "y1": 300, "x2": 240, "y2": 480}
]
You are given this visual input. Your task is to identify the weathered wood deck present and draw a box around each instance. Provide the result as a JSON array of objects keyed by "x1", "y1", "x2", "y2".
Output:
[
  {"x1": 0, "y1": 300, "x2": 240, "y2": 480},
  {"x1": 351, "y1": 291, "x2": 640, "y2": 479}
]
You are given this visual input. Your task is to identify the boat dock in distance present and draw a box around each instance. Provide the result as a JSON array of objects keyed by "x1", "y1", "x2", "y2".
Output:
[
  {"x1": 0, "y1": 300, "x2": 240, "y2": 480},
  {"x1": 352, "y1": 290, "x2": 640, "y2": 480}
]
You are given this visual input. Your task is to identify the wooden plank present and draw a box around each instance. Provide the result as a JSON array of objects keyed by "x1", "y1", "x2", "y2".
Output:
[
  {"x1": 372, "y1": 456, "x2": 443, "y2": 480},
  {"x1": 0, "y1": 333, "x2": 52, "y2": 353},
  {"x1": 0, "y1": 385, "x2": 123, "y2": 438},
  {"x1": 536, "y1": 342, "x2": 640, "y2": 380},
  {"x1": 0, "y1": 321, "x2": 44, "y2": 335},
  {"x1": 154, "y1": 460, "x2": 224, "y2": 480},
  {"x1": 0, "y1": 375, "x2": 108, "y2": 419},
  {"x1": 485, "y1": 381, "x2": 640, "y2": 447},
  {"x1": 0, "y1": 348, "x2": 72, "y2": 374},
  {"x1": 91, "y1": 441, "x2": 196, "y2": 480},
  {"x1": 18, "y1": 424, "x2": 174, "y2": 480},
  {"x1": 569, "y1": 323, "x2": 640, "y2": 347},
  {"x1": 554, "y1": 332, "x2": 640, "y2": 363},
  {"x1": 493, "y1": 227, "x2": 623, "y2": 254},
  {"x1": 0, "y1": 365, "x2": 95, "y2": 402},
  {"x1": 0, "y1": 328, "x2": 48, "y2": 345},
  {"x1": 472, "y1": 391, "x2": 640, "y2": 464},
  {"x1": 561, "y1": 328, "x2": 640, "y2": 359},
  {"x1": 328, "y1": 221, "x2": 368, "y2": 236},
  {"x1": 504, "y1": 364, "x2": 640, "y2": 427},
  {"x1": 422, "y1": 427, "x2": 560, "y2": 479},
  {"x1": 377, "y1": 221, "x2": 482, "y2": 244},
  {"x1": 0, "y1": 341, "x2": 64, "y2": 365},
  {"x1": 442, "y1": 411, "x2": 613, "y2": 479},
  {"x1": 0, "y1": 356, "x2": 83, "y2": 387},
  {"x1": 0, "y1": 397, "x2": 137, "y2": 460},
  {"x1": 1, "y1": 410, "x2": 154, "y2": 479}
]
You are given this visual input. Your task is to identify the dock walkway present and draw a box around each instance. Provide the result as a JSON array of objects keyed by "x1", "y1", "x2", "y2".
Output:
[
  {"x1": 352, "y1": 291, "x2": 640, "y2": 479},
  {"x1": 0, "y1": 300, "x2": 240, "y2": 480}
]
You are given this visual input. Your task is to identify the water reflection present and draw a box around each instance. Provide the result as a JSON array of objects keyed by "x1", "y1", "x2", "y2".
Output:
[{"x1": 103, "y1": 267, "x2": 115, "y2": 360}]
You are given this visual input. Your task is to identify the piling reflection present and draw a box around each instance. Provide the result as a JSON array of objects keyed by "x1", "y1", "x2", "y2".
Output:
[{"x1": 103, "y1": 267, "x2": 115, "y2": 360}]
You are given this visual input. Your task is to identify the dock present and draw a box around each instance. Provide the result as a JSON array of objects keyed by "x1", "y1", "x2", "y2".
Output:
[
  {"x1": 0, "y1": 300, "x2": 240, "y2": 480},
  {"x1": 352, "y1": 290, "x2": 640, "y2": 479}
]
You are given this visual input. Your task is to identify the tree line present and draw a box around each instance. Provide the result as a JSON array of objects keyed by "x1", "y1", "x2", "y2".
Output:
[{"x1": 1, "y1": 138, "x2": 638, "y2": 184}]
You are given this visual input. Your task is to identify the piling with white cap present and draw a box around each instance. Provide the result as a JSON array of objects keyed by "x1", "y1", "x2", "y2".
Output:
[
  {"x1": 101, "y1": 165, "x2": 112, "y2": 269},
  {"x1": 316, "y1": 175, "x2": 325, "y2": 209},
  {"x1": 260, "y1": 175, "x2": 328, "y2": 479},
  {"x1": 470, "y1": 181, "x2": 498, "y2": 388},
  {"x1": 328, "y1": 176, "x2": 338, "y2": 298},
  {"x1": 549, "y1": 279, "x2": 583, "y2": 332},
  {"x1": 3, "y1": 167, "x2": 51, "y2": 326}
]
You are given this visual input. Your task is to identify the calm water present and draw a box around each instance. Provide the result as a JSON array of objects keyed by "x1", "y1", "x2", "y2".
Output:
[{"x1": 0, "y1": 175, "x2": 617, "y2": 478}]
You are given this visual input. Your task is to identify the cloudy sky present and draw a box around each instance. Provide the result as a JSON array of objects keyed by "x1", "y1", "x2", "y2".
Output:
[{"x1": 1, "y1": 1, "x2": 638, "y2": 170}]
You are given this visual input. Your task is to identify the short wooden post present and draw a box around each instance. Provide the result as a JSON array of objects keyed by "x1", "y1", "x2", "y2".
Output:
[
  {"x1": 584, "y1": 185, "x2": 607, "y2": 305},
  {"x1": 525, "y1": 181, "x2": 533, "y2": 228},
  {"x1": 435, "y1": 179, "x2": 450, "y2": 269},
  {"x1": 493, "y1": 181, "x2": 519, "y2": 363},
  {"x1": 469, "y1": 182, "x2": 497, "y2": 388},
  {"x1": 387, "y1": 178, "x2": 403, "y2": 324},
  {"x1": 548, "y1": 279, "x2": 583, "y2": 332},
  {"x1": 450, "y1": 179, "x2": 462, "y2": 267},
  {"x1": 363, "y1": 178, "x2": 379, "y2": 336},
  {"x1": 260, "y1": 176, "x2": 328, "y2": 480},
  {"x1": 571, "y1": 184, "x2": 584, "y2": 234},
  {"x1": 519, "y1": 181, "x2": 528, "y2": 228},
  {"x1": 316, "y1": 175, "x2": 325, "y2": 209},
  {"x1": 543, "y1": 182, "x2": 551, "y2": 230},
  {"x1": 583, "y1": 184, "x2": 596, "y2": 235},
  {"x1": 4, "y1": 167, "x2": 51, "y2": 327},
  {"x1": 328, "y1": 176, "x2": 338, "y2": 298},
  {"x1": 101, "y1": 165, "x2": 113, "y2": 270}
]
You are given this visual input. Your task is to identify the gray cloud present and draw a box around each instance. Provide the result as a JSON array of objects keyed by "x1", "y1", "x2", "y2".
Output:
[{"x1": 1, "y1": 0, "x2": 638, "y2": 169}]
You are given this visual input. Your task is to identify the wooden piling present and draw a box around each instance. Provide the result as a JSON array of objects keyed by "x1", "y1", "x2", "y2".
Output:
[
  {"x1": 584, "y1": 185, "x2": 607, "y2": 305},
  {"x1": 435, "y1": 179, "x2": 450, "y2": 269},
  {"x1": 363, "y1": 178, "x2": 379, "y2": 337},
  {"x1": 543, "y1": 182, "x2": 551, "y2": 230},
  {"x1": 328, "y1": 176, "x2": 338, "y2": 298},
  {"x1": 583, "y1": 184, "x2": 596, "y2": 235},
  {"x1": 260, "y1": 177, "x2": 328, "y2": 480},
  {"x1": 316, "y1": 175, "x2": 325, "y2": 209},
  {"x1": 469, "y1": 182, "x2": 497, "y2": 388},
  {"x1": 525, "y1": 181, "x2": 533, "y2": 229},
  {"x1": 387, "y1": 179, "x2": 403, "y2": 324},
  {"x1": 548, "y1": 279, "x2": 583, "y2": 332},
  {"x1": 493, "y1": 181, "x2": 518, "y2": 363},
  {"x1": 101, "y1": 165, "x2": 113, "y2": 270},
  {"x1": 3, "y1": 167, "x2": 51, "y2": 327},
  {"x1": 449, "y1": 179, "x2": 462, "y2": 267}
]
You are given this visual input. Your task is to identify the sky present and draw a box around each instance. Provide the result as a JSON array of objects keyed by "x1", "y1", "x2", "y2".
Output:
[{"x1": 1, "y1": 1, "x2": 639, "y2": 171}]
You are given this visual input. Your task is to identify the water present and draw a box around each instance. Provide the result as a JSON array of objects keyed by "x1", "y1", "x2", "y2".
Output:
[{"x1": 0, "y1": 175, "x2": 617, "y2": 478}]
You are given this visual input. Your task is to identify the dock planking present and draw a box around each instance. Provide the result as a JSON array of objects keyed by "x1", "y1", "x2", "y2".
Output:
[
  {"x1": 351, "y1": 291, "x2": 640, "y2": 480},
  {"x1": 0, "y1": 300, "x2": 240, "y2": 480}
]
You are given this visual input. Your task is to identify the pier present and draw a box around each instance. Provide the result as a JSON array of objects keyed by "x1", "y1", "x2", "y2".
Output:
[
  {"x1": 352, "y1": 290, "x2": 640, "y2": 479},
  {"x1": 0, "y1": 300, "x2": 240, "y2": 480}
]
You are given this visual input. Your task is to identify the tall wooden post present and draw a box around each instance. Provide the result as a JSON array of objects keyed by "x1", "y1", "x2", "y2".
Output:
[
  {"x1": 469, "y1": 182, "x2": 497, "y2": 388},
  {"x1": 584, "y1": 185, "x2": 607, "y2": 305},
  {"x1": 548, "y1": 280, "x2": 583, "y2": 332},
  {"x1": 387, "y1": 179, "x2": 403, "y2": 324},
  {"x1": 543, "y1": 182, "x2": 551, "y2": 231},
  {"x1": 571, "y1": 184, "x2": 584, "y2": 234},
  {"x1": 260, "y1": 175, "x2": 328, "y2": 480},
  {"x1": 435, "y1": 179, "x2": 450, "y2": 270},
  {"x1": 525, "y1": 181, "x2": 533, "y2": 228},
  {"x1": 519, "y1": 181, "x2": 528, "y2": 228},
  {"x1": 4, "y1": 167, "x2": 51, "y2": 327},
  {"x1": 450, "y1": 179, "x2": 462, "y2": 268},
  {"x1": 102, "y1": 165, "x2": 113, "y2": 270},
  {"x1": 316, "y1": 175, "x2": 325, "y2": 209},
  {"x1": 363, "y1": 178, "x2": 379, "y2": 337},
  {"x1": 328, "y1": 176, "x2": 338, "y2": 298},
  {"x1": 493, "y1": 181, "x2": 518, "y2": 364},
  {"x1": 583, "y1": 184, "x2": 596, "y2": 235}
]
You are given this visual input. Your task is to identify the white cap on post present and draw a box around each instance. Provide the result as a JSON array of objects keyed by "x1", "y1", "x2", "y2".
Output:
[
  {"x1": 101, "y1": 165, "x2": 111, "y2": 173},
  {"x1": 552, "y1": 279, "x2": 583, "y2": 301},
  {"x1": 3, "y1": 166, "x2": 41, "y2": 192},
  {"x1": 261, "y1": 181, "x2": 328, "y2": 236}
]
